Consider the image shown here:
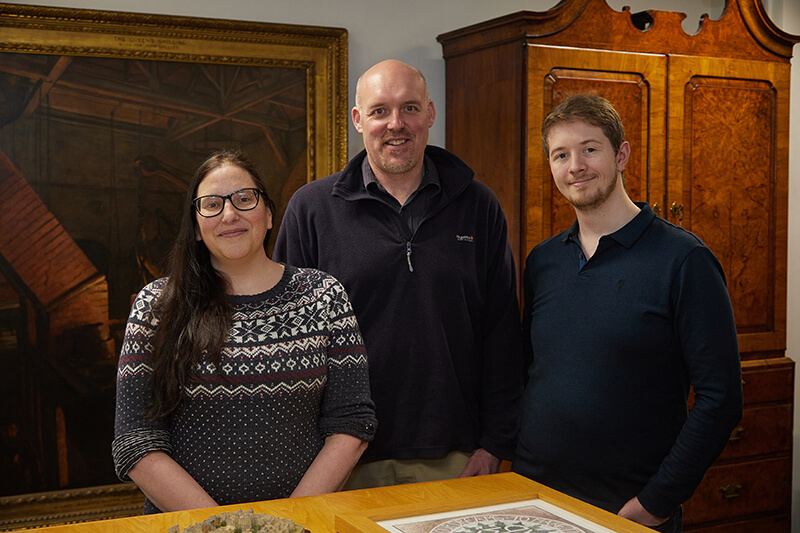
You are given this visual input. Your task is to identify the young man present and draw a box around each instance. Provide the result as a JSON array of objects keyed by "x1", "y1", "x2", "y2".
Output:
[
  {"x1": 274, "y1": 60, "x2": 523, "y2": 487},
  {"x1": 513, "y1": 95, "x2": 743, "y2": 533}
]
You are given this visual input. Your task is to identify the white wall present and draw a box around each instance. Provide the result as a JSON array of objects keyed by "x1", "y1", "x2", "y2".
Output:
[
  {"x1": 3, "y1": 0, "x2": 798, "y2": 529},
  {"x1": 769, "y1": 0, "x2": 800, "y2": 530}
]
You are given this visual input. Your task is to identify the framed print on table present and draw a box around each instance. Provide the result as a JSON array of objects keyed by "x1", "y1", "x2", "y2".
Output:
[
  {"x1": 335, "y1": 483, "x2": 654, "y2": 533},
  {"x1": 0, "y1": 3, "x2": 347, "y2": 529}
]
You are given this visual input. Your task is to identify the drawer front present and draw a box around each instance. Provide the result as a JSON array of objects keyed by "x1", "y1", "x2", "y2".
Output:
[
  {"x1": 740, "y1": 358, "x2": 794, "y2": 405},
  {"x1": 684, "y1": 514, "x2": 790, "y2": 532},
  {"x1": 718, "y1": 404, "x2": 792, "y2": 460},
  {"x1": 689, "y1": 358, "x2": 793, "y2": 409},
  {"x1": 683, "y1": 457, "x2": 791, "y2": 525}
]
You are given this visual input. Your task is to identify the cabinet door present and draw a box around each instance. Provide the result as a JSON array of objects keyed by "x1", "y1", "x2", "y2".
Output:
[
  {"x1": 443, "y1": 40, "x2": 526, "y2": 282},
  {"x1": 525, "y1": 45, "x2": 667, "y2": 251},
  {"x1": 667, "y1": 55, "x2": 790, "y2": 357}
]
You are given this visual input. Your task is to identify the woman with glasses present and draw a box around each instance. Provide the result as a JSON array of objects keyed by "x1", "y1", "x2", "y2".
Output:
[{"x1": 112, "y1": 148, "x2": 377, "y2": 514}]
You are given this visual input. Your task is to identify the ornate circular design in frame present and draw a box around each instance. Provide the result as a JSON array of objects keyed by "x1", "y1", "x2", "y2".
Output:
[{"x1": 430, "y1": 514, "x2": 587, "y2": 533}]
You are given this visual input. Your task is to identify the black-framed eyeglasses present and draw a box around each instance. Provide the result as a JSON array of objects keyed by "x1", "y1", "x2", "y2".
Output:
[{"x1": 193, "y1": 188, "x2": 264, "y2": 218}]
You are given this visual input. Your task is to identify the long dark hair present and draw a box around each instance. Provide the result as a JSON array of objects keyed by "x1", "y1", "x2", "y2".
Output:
[{"x1": 146, "y1": 148, "x2": 275, "y2": 420}]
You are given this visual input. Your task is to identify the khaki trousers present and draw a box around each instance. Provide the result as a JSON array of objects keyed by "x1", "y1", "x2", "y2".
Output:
[{"x1": 343, "y1": 451, "x2": 471, "y2": 490}]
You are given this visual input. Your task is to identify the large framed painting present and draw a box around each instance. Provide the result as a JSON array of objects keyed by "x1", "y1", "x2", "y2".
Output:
[{"x1": 0, "y1": 3, "x2": 347, "y2": 528}]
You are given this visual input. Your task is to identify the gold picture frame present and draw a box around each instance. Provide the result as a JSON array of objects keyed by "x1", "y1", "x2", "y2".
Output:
[
  {"x1": 0, "y1": 3, "x2": 347, "y2": 529},
  {"x1": 0, "y1": 2, "x2": 348, "y2": 177}
]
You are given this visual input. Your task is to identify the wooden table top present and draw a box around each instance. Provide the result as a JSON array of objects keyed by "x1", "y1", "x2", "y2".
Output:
[{"x1": 21, "y1": 473, "x2": 653, "y2": 533}]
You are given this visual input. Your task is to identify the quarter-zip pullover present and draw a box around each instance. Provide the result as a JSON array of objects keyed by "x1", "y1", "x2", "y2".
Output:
[{"x1": 274, "y1": 146, "x2": 523, "y2": 463}]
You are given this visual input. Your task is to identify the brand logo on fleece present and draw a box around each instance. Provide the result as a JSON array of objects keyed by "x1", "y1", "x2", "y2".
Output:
[{"x1": 456, "y1": 235, "x2": 474, "y2": 242}]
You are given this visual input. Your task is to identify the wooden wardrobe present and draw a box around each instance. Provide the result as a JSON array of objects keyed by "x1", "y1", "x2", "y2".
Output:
[{"x1": 438, "y1": 0, "x2": 797, "y2": 530}]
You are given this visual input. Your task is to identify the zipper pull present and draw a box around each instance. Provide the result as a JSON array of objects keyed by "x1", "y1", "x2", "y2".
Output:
[{"x1": 406, "y1": 241, "x2": 414, "y2": 272}]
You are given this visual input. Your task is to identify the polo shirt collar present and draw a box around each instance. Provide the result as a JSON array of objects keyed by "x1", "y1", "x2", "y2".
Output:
[
  {"x1": 561, "y1": 201, "x2": 656, "y2": 249},
  {"x1": 362, "y1": 155, "x2": 440, "y2": 194}
]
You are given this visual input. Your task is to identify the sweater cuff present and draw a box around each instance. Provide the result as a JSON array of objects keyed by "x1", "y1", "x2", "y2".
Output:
[
  {"x1": 112, "y1": 428, "x2": 172, "y2": 482},
  {"x1": 637, "y1": 485, "x2": 679, "y2": 520},
  {"x1": 479, "y1": 435, "x2": 516, "y2": 462},
  {"x1": 320, "y1": 415, "x2": 377, "y2": 442}
]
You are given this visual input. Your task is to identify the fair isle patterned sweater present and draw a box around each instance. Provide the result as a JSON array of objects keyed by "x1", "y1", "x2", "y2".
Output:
[{"x1": 112, "y1": 265, "x2": 377, "y2": 513}]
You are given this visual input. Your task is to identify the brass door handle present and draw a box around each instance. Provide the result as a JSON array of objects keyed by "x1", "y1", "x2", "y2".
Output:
[
  {"x1": 729, "y1": 427, "x2": 744, "y2": 442},
  {"x1": 652, "y1": 202, "x2": 661, "y2": 216},
  {"x1": 719, "y1": 484, "x2": 742, "y2": 499},
  {"x1": 670, "y1": 201, "x2": 684, "y2": 223}
]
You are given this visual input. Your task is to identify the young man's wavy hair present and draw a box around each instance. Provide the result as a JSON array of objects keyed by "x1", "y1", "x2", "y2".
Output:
[
  {"x1": 541, "y1": 94, "x2": 626, "y2": 156},
  {"x1": 146, "y1": 148, "x2": 275, "y2": 420}
]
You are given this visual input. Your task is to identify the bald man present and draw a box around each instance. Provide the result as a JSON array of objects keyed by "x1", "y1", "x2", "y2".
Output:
[{"x1": 274, "y1": 60, "x2": 522, "y2": 488}]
